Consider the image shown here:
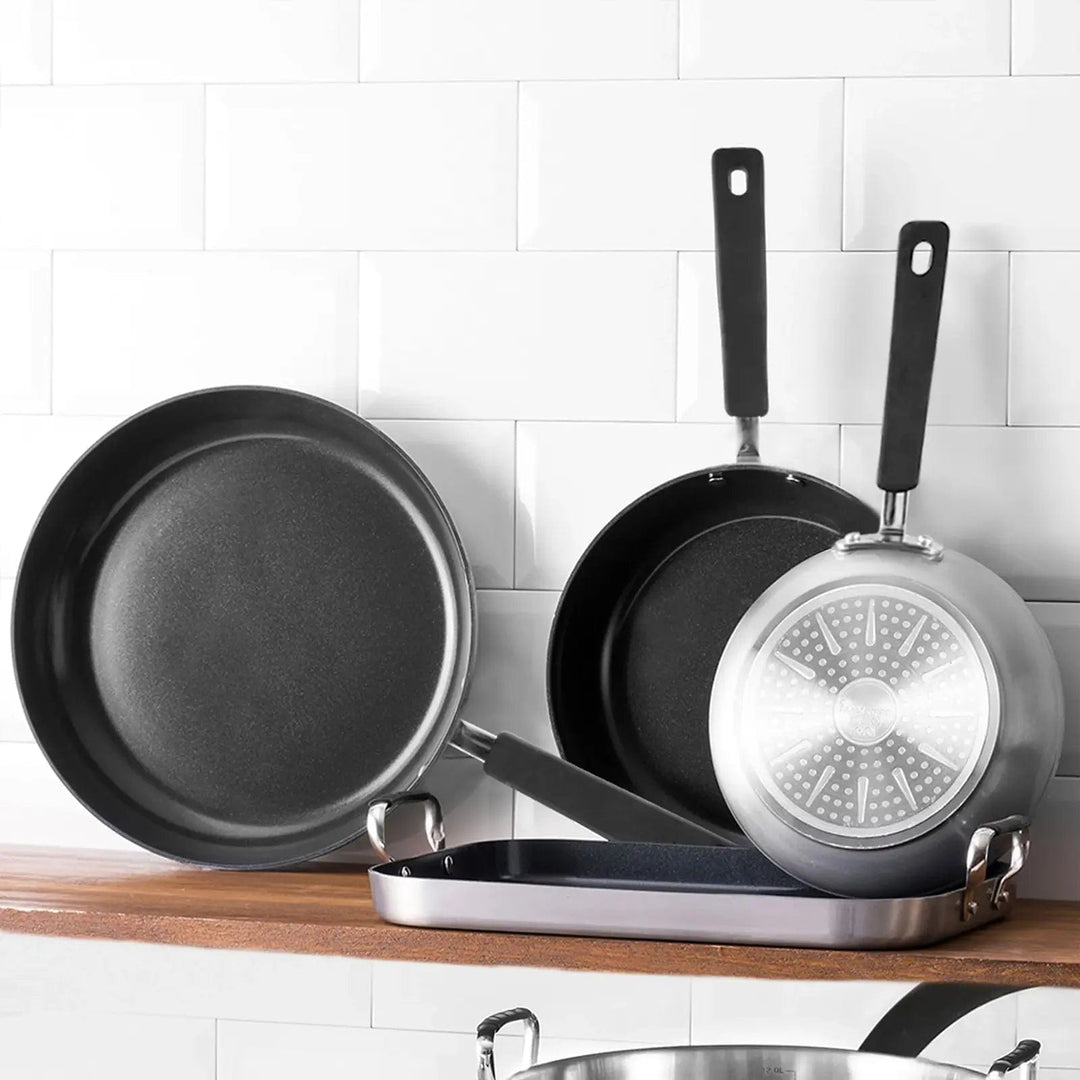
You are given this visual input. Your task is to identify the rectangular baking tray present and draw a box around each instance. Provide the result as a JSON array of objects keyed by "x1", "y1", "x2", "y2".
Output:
[{"x1": 369, "y1": 819, "x2": 1028, "y2": 950}]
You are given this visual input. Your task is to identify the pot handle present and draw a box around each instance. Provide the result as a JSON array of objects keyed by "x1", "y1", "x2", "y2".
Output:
[
  {"x1": 877, "y1": 221, "x2": 950, "y2": 498},
  {"x1": 860, "y1": 984, "x2": 1032, "y2": 1058},
  {"x1": 988, "y1": 1041, "x2": 1040, "y2": 1080},
  {"x1": 712, "y1": 148, "x2": 768, "y2": 438},
  {"x1": 366, "y1": 792, "x2": 445, "y2": 862},
  {"x1": 477, "y1": 1008, "x2": 540, "y2": 1080}
]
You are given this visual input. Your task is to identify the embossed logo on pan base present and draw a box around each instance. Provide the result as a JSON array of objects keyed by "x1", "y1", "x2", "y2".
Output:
[{"x1": 833, "y1": 677, "x2": 898, "y2": 747}]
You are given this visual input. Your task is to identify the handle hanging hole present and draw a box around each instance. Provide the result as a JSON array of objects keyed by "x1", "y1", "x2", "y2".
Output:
[
  {"x1": 728, "y1": 168, "x2": 748, "y2": 196},
  {"x1": 911, "y1": 241, "x2": 933, "y2": 275}
]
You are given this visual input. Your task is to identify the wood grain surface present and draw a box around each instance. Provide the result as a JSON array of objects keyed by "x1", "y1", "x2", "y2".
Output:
[{"x1": 1, "y1": 846, "x2": 1078, "y2": 985}]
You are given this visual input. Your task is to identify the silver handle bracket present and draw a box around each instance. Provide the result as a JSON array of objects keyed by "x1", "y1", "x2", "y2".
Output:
[{"x1": 366, "y1": 792, "x2": 445, "y2": 864}]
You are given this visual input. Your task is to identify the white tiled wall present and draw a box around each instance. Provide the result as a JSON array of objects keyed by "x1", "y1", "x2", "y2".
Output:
[{"x1": 2, "y1": 1, "x2": 1080, "y2": 1069}]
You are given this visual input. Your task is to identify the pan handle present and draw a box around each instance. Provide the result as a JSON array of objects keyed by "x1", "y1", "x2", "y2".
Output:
[
  {"x1": 877, "y1": 221, "x2": 949, "y2": 502},
  {"x1": 366, "y1": 792, "x2": 446, "y2": 862},
  {"x1": 712, "y1": 148, "x2": 768, "y2": 449},
  {"x1": 477, "y1": 1008, "x2": 540, "y2": 1080},
  {"x1": 453, "y1": 722, "x2": 744, "y2": 847}
]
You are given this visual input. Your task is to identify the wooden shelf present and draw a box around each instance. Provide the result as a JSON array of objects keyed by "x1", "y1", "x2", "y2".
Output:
[{"x1": 1, "y1": 845, "x2": 1079, "y2": 986}]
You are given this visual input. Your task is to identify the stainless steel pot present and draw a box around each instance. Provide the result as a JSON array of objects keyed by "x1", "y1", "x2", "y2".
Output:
[
  {"x1": 475, "y1": 1008, "x2": 1040, "y2": 1080},
  {"x1": 709, "y1": 222, "x2": 1064, "y2": 897}
]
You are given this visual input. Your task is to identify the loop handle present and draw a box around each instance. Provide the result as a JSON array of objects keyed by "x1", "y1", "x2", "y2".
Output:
[
  {"x1": 366, "y1": 792, "x2": 445, "y2": 863},
  {"x1": 477, "y1": 1008, "x2": 540, "y2": 1080}
]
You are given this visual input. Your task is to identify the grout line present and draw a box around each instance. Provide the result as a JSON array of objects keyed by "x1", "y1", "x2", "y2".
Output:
[
  {"x1": 511, "y1": 420, "x2": 519, "y2": 588},
  {"x1": 675, "y1": 0, "x2": 682, "y2": 79},
  {"x1": 839, "y1": 78, "x2": 847, "y2": 251},
  {"x1": 212, "y1": 1018, "x2": 218, "y2": 1080},
  {"x1": 1005, "y1": 251, "x2": 1013, "y2": 425},
  {"x1": 514, "y1": 81, "x2": 521, "y2": 252},
  {"x1": 201, "y1": 84, "x2": 208, "y2": 251},
  {"x1": 356, "y1": 0, "x2": 363, "y2": 83},
  {"x1": 47, "y1": 0, "x2": 55, "y2": 84},
  {"x1": 672, "y1": 251, "x2": 680, "y2": 420},
  {"x1": 48, "y1": 250, "x2": 55, "y2": 414}
]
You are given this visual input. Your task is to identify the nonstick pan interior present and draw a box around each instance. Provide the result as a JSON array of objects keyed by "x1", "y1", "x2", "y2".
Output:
[
  {"x1": 13, "y1": 388, "x2": 474, "y2": 867},
  {"x1": 549, "y1": 464, "x2": 877, "y2": 833}
]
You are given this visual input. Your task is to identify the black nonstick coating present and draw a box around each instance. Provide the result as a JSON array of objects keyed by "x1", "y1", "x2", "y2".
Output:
[
  {"x1": 548, "y1": 464, "x2": 878, "y2": 834},
  {"x1": 13, "y1": 387, "x2": 474, "y2": 867}
]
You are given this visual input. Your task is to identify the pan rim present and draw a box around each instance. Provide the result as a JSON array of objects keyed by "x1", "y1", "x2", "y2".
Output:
[
  {"x1": 12, "y1": 385, "x2": 477, "y2": 868},
  {"x1": 545, "y1": 460, "x2": 877, "y2": 830}
]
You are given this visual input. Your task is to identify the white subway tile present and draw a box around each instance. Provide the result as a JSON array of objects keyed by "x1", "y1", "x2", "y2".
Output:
[
  {"x1": 206, "y1": 84, "x2": 515, "y2": 250},
  {"x1": 0, "y1": 935, "x2": 370, "y2": 1025},
  {"x1": 374, "y1": 422, "x2": 515, "y2": 588},
  {"x1": 0, "y1": 580, "x2": 29, "y2": 742},
  {"x1": 0, "y1": 0, "x2": 50, "y2": 83},
  {"x1": 682, "y1": 0, "x2": 1008, "y2": 78},
  {"x1": 691, "y1": 978, "x2": 912, "y2": 1048},
  {"x1": 845, "y1": 78, "x2": 1080, "y2": 251},
  {"x1": 1031, "y1": 604, "x2": 1080, "y2": 775},
  {"x1": 52, "y1": 253, "x2": 358, "y2": 416},
  {"x1": 840, "y1": 425, "x2": 1080, "y2": 601},
  {"x1": 519, "y1": 80, "x2": 842, "y2": 251},
  {"x1": 1016, "y1": 987, "x2": 1080, "y2": 1066},
  {"x1": 0, "y1": 415, "x2": 118, "y2": 578},
  {"x1": 517, "y1": 421, "x2": 841, "y2": 590},
  {"x1": 677, "y1": 251, "x2": 1006, "y2": 425},
  {"x1": 1023, "y1": 778, "x2": 1080, "y2": 901},
  {"x1": 0, "y1": 1014, "x2": 214, "y2": 1079},
  {"x1": 1010, "y1": 253, "x2": 1080, "y2": 425},
  {"x1": 466, "y1": 590, "x2": 559, "y2": 748},
  {"x1": 373, "y1": 961, "x2": 690, "y2": 1044},
  {"x1": 360, "y1": 0, "x2": 676, "y2": 81},
  {"x1": 513, "y1": 794, "x2": 600, "y2": 841},
  {"x1": 0, "y1": 252, "x2": 50, "y2": 414},
  {"x1": 0, "y1": 87, "x2": 203, "y2": 250},
  {"x1": 359, "y1": 253, "x2": 676, "y2": 421},
  {"x1": 53, "y1": 0, "x2": 359, "y2": 83},
  {"x1": 1012, "y1": 0, "x2": 1080, "y2": 75},
  {"x1": 922, "y1": 994, "x2": 1017, "y2": 1071},
  {"x1": 218, "y1": 1021, "x2": 479, "y2": 1080},
  {"x1": 0, "y1": 743, "x2": 136, "y2": 850}
]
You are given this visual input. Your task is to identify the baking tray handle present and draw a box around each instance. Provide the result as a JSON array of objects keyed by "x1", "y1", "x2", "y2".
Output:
[
  {"x1": 477, "y1": 1008, "x2": 540, "y2": 1080},
  {"x1": 367, "y1": 792, "x2": 445, "y2": 863},
  {"x1": 963, "y1": 815, "x2": 1029, "y2": 922}
]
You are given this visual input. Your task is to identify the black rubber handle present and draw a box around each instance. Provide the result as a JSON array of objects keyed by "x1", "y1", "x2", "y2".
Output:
[
  {"x1": 482, "y1": 733, "x2": 743, "y2": 847},
  {"x1": 877, "y1": 221, "x2": 950, "y2": 494},
  {"x1": 712, "y1": 148, "x2": 768, "y2": 419},
  {"x1": 859, "y1": 983, "x2": 1026, "y2": 1057}
]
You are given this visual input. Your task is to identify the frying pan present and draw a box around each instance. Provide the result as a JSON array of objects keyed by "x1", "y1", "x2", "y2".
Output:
[
  {"x1": 547, "y1": 148, "x2": 878, "y2": 834},
  {"x1": 710, "y1": 222, "x2": 1064, "y2": 897},
  {"x1": 13, "y1": 387, "x2": 733, "y2": 868}
]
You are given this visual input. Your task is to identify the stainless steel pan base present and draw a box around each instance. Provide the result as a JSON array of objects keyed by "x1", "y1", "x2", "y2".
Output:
[{"x1": 367, "y1": 797, "x2": 1028, "y2": 950}]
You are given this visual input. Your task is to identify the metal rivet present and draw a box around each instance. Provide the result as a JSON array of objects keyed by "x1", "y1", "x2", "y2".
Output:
[
  {"x1": 785, "y1": 474, "x2": 804, "y2": 485},
  {"x1": 401, "y1": 866, "x2": 412, "y2": 877},
  {"x1": 707, "y1": 472, "x2": 724, "y2": 484},
  {"x1": 443, "y1": 855, "x2": 454, "y2": 875},
  {"x1": 967, "y1": 899, "x2": 978, "y2": 916}
]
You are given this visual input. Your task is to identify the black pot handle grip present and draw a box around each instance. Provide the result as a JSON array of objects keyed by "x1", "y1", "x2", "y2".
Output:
[
  {"x1": 877, "y1": 221, "x2": 950, "y2": 494},
  {"x1": 712, "y1": 148, "x2": 768, "y2": 420},
  {"x1": 859, "y1": 983, "x2": 1026, "y2": 1057},
  {"x1": 481, "y1": 732, "x2": 744, "y2": 847}
]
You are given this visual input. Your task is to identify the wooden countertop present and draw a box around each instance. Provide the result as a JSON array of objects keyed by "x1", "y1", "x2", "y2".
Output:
[{"x1": 1, "y1": 845, "x2": 1078, "y2": 986}]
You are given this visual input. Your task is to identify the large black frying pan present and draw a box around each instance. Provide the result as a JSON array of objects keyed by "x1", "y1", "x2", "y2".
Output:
[
  {"x1": 13, "y1": 387, "x2": 735, "y2": 868},
  {"x1": 548, "y1": 148, "x2": 879, "y2": 835}
]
